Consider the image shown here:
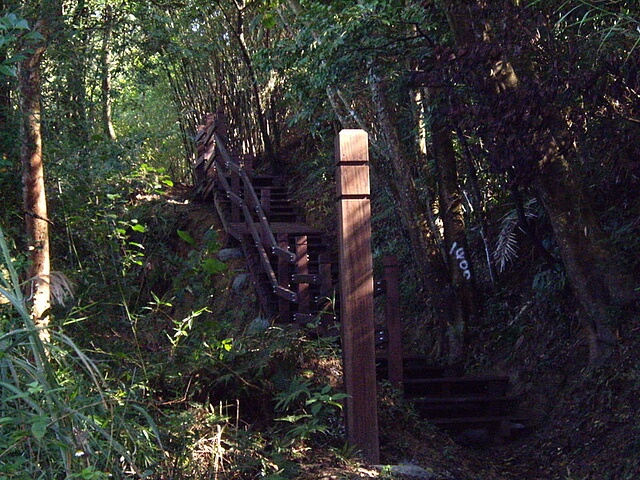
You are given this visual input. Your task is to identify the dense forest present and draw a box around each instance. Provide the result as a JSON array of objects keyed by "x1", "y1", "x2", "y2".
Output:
[{"x1": 1, "y1": 0, "x2": 639, "y2": 478}]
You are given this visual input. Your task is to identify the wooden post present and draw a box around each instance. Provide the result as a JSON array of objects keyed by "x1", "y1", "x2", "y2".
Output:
[
  {"x1": 296, "y1": 236, "x2": 310, "y2": 314},
  {"x1": 335, "y1": 129, "x2": 379, "y2": 464},
  {"x1": 278, "y1": 233, "x2": 291, "y2": 321},
  {"x1": 318, "y1": 253, "x2": 333, "y2": 301},
  {"x1": 384, "y1": 255, "x2": 403, "y2": 391}
]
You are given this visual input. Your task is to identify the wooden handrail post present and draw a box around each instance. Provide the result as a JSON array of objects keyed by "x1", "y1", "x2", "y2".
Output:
[
  {"x1": 296, "y1": 236, "x2": 310, "y2": 314},
  {"x1": 335, "y1": 129, "x2": 379, "y2": 464},
  {"x1": 384, "y1": 255, "x2": 403, "y2": 391},
  {"x1": 278, "y1": 233, "x2": 291, "y2": 321},
  {"x1": 231, "y1": 168, "x2": 241, "y2": 222},
  {"x1": 318, "y1": 253, "x2": 333, "y2": 301}
]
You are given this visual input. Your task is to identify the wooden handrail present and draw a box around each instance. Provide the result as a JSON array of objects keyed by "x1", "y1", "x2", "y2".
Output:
[
  {"x1": 213, "y1": 133, "x2": 296, "y2": 263},
  {"x1": 196, "y1": 121, "x2": 298, "y2": 303}
]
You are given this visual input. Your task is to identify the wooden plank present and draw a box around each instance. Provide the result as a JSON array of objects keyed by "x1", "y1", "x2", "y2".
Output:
[
  {"x1": 319, "y1": 254, "x2": 333, "y2": 299},
  {"x1": 231, "y1": 171, "x2": 240, "y2": 222},
  {"x1": 403, "y1": 376, "x2": 510, "y2": 398},
  {"x1": 336, "y1": 129, "x2": 379, "y2": 464},
  {"x1": 274, "y1": 285, "x2": 297, "y2": 303},
  {"x1": 291, "y1": 274, "x2": 321, "y2": 285}
]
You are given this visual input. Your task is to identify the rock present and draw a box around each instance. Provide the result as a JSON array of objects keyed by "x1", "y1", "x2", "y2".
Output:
[
  {"x1": 248, "y1": 316, "x2": 270, "y2": 333},
  {"x1": 453, "y1": 428, "x2": 492, "y2": 447},
  {"x1": 373, "y1": 464, "x2": 440, "y2": 479},
  {"x1": 217, "y1": 248, "x2": 243, "y2": 261},
  {"x1": 232, "y1": 273, "x2": 251, "y2": 293}
]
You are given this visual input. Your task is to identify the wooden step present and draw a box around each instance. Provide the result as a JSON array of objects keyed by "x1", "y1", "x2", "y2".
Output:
[
  {"x1": 376, "y1": 357, "x2": 463, "y2": 380},
  {"x1": 428, "y1": 416, "x2": 519, "y2": 436},
  {"x1": 413, "y1": 395, "x2": 519, "y2": 418},
  {"x1": 228, "y1": 222, "x2": 321, "y2": 237},
  {"x1": 403, "y1": 375, "x2": 510, "y2": 398}
]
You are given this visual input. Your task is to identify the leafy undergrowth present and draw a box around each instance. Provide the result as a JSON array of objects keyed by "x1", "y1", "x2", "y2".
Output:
[
  {"x1": 159, "y1": 194, "x2": 639, "y2": 478},
  {"x1": 42, "y1": 182, "x2": 639, "y2": 480}
]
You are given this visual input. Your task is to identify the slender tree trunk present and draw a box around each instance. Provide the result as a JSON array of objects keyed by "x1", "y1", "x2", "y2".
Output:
[
  {"x1": 215, "y1": 0, "x2": 276, "y2": 169},
  {"x1": 456, "y1": 129, "x2": 497, "y2": 285},
  {"x1": 0, "y1": 52, "x2": 13, "y2": 157},
  {"x1": 65, "y1": 0, "x2": 89, "y2": 143},
  {"x1": 430, "y1": 94, "x2": 478, "y2": 362},
  {"x1": 19, "y1": 43, "x2": 51, "y2": 341},
  {"x1": 368, "y1": 60, "x2": 455, "y2": 340},
  {"x1": 101, "y1": 5, "x2": 116, "y2": 141}
]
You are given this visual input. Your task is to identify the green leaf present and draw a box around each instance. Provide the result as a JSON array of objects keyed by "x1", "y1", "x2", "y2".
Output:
[
  {"x1": 275, "y1": 414, "x2": 312, "y2": 423},
  {"x1": 130, "y1": 223, "x2": 146, "y2": 233},
  {"x1": 201, "y1": 258, "x2": 227, "y2": 274},
  {"x1": 24, "y1": 31, "x2": 44, "y2": 42},
  {"x1": 262, "y1": 13, "x2": 277, "y2": 29},
  {"x1": 0, "y1": 65, "x2": 16, "y2": 77},
  {"x1": 177, "y1": 229, "x2": 195, "y2": 245},
  {"x1": 31, "y1": 416, "x2": 48, "y2": 440}
]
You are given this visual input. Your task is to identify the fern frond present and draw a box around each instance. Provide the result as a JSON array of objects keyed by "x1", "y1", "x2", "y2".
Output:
[
  {"x1": 492, "y1": 199, "x2": 538, "y2": 273},
  {"x1": 493, "y1": 214, "x2": 519, "y2": 273}
]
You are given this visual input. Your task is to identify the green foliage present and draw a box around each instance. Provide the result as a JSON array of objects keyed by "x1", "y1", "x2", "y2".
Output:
[
  {"x1": 540, "y1": 0, "x2": 640, "y2": 58},
  {"x1": 0, "y1": 12, "x2": 43, "y2": 77},
  {"x1": 0, "y1": 225, "x2": 162, "y2": 478},
  {"x1": 272, "y1": 368, "x2": 348, "y2": 445}
]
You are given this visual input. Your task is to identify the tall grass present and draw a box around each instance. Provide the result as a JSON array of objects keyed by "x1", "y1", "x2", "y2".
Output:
[{"x1": 0, "y1": 225, "x2": 162, "y2": 479}]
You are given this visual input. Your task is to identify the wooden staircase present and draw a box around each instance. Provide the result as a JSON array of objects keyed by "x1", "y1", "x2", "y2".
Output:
[
  {"x1": 193, "y1": 115, "x2": 527, "y2": 444},
  {"x1": 377, "y1": 355, "x2": 526, "y2": 443},
  {"x1": 194, "y1": 119, "x2": 335, "y2": 326},
  {"x1": 227, "y1": 175, "x2": 335, "y2": 325}
]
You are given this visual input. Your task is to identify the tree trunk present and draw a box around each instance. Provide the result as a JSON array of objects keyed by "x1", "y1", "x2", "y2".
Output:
[
  {"x1": 64, "y1": 0, "x2": 89, "y2": 143},
  {"x1": 101, "y1": 4, "x2": 116, "y2": 141},
  {"x1": 533, "y1": 150, "x2": 618, "y2": 365},
  {"x1": 368, "y1": 60, "x2": 455, "y2": 338},
  {"x1": 19, "y1": 43, "x2": 51, "y2": 341},
  {"x1": 0, "y1": 52, "x2": 14, "y2": 159},
  {"x1": 216, "y1": 0, "x2": 276, "y2": 170},
  {"x1": 430, "y1": 95, "x2": 478, "y2": 362}
]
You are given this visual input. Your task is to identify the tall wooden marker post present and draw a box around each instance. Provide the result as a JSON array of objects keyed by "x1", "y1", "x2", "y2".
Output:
[{"x1": 335, "y1": 129, "x2": 380, "y2": 464}]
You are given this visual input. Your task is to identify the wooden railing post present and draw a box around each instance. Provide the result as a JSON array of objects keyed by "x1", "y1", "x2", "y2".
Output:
[
  {"x1": 296, "y1": 236, "x2": 310, "y2": 314},
  {"x1": 335, "y1": 129, "x2": 379, "y2": 464},
  {"x1": 260, "y1": 188, "x2": 271, "y2": 217},
  {"x1": 231, "y1": 169, "x2": 241, "y2": 222},
  {"x1": 318, "y1": 253, "x2": 333, "y2": 302},
  {"x1": 278, "y1": 233, "x2": 291, "y2": 320},
  {"x1": 384, "y1": 255, "x2": 403, "y2": 391}
]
